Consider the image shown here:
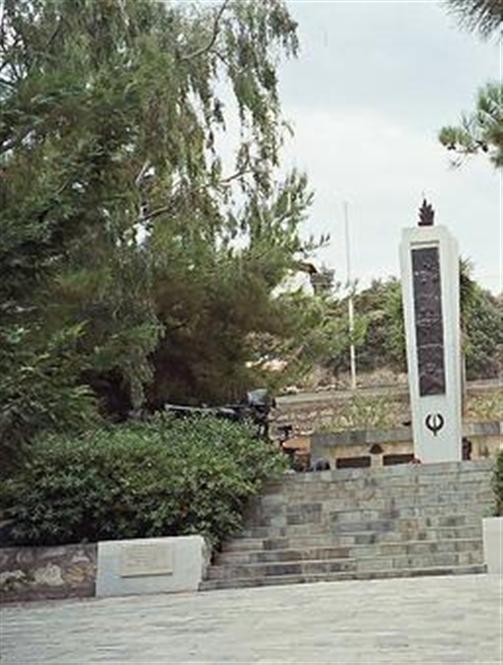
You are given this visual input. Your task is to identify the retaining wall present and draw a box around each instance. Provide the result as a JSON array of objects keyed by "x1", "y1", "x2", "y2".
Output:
[{"x1": 0, "y1": 543, "x2": 96, "y2": 603}]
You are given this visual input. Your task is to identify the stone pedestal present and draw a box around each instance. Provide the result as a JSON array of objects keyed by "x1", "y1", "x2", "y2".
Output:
[
  {"x1": 483, "y1": 517, "x2": 503, "y2": 574},
  {"x1": 400, "y1": 224, "x2": 462, "y2": 463}
]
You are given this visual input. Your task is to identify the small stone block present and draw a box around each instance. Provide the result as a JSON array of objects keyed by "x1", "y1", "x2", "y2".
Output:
[
  {"x1": 96, "y1": 536, "x2": 207, "y2": 598},
  {"x1": 483, "y1": 517, "x2": 503, "y2": 574}
]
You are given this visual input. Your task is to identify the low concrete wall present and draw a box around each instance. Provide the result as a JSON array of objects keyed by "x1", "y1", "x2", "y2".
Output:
[
  {"x1": 483, "y1": 517, "x2": 503, "y2": 575},
  {"x1": 0, "y1": 543, "x2": 96, "y2": 603},
  {"x1": 1, "y1": 536, "x2": 211, "y2": 603},
  {"x1": 311, "y1": 421, "x2": 503, "y2": 468},
  {"x1": 96, "y1": 536, "x2": 210, "y2": 598}
]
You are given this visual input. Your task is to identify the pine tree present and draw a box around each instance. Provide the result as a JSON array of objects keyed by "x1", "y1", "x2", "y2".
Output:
[
  {"x1": 440, "y1": 2, "x2": 503, "y2": 165},
  {"x1": 439, "y1": 83, "x2": 503, "y2": 167}
]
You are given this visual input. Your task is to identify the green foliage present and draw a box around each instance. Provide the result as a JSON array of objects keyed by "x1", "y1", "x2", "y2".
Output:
[
  {"x1": 0, "y1": 0, "x2": 320, "y2": 457},
  {"x1": 353, "y1": 278, "x2": 406, "y2": 374},
  {"x1": 0, "y1": 324, "x2": 99, "y2": 472},
  {"x1": 346, "y1": 265, "x2": 500, "y2": 381},
  {"x1": 463, "y1": 285, "x2": 503, "y2": 380},
  {"x1": 439, "y1": 83, "x2": 503, "y2": 167},
  {"x1": 273, "y1": 287, "x2": 368, "y2": 382},
  {"x1": 149, "y1": 171, "x2": 316, "y2": 406},
  {"x1": 1, "y1": 416, "x2": 286, "y2": 547},
  {"x1": 457, "y1": 259, "x2": 502, "y2": 379},
  {"x1": 310, "y1": 277, "x2": 407, "y2": 377},
  {"x1": 282, "y1": 267, "x2": 498, "y2": 386},
  {"x1": 492, "y1": 449, "x2": 503, "y2": 516}
]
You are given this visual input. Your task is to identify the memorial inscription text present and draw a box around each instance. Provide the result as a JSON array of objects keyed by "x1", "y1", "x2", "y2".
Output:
[
  {"x1": 411, "y1": 247, "x2": 446, "y2": 396},
  {"x1": 119, "y1": 542, "x2": 173, "y2": 578}
]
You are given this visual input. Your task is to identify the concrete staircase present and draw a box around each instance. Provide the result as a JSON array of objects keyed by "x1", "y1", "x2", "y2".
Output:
[{"x1": 200, "y1": 460, "x2": 493, "y2": 591}]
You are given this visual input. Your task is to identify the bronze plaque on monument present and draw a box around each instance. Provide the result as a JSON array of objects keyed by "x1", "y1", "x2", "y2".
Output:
[
  {"x1": 411, "y1": 247, "x2": 445, "y2": 396},
  {"x1": 119, "y1": 542, "x2": 173, "y2": 578}
]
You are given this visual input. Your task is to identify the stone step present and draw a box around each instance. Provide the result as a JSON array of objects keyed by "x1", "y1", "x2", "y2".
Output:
[
  {"x1": 268, "y1": 474, "x2": 490, "y2": 502},
  {"x1": 257, "y1": 483, "x2": 493, "y2": 501},
  {"x1": 221, "y1": 524, "x2": 483, "y2": 552},
  {"x1": 264, "y1": 475, "x2": 492, "y2": 492},
  {"x1": 206, "y1": 461, "x2": 492, "y2": 592},
  {"x1": 249, "y1": 502, "x2": 493, "y2": 528},
  {"x1": 276, "y1": 468, "x2": 492, "y2": 485},
  {"x1": 267, "y1": 495, "x2": 492, "y2": 512},
  {"x1": 215, "y1": 538, "x2": 483, "y2": 566},
  {"x1": 207, "y1": 550, "x2": 483, "y2": 581},
  {"x1": 255, "y1": 490, "x2": 494, "y2": 512},
  {"x1": 265, "y1": 475, "x2": 491, "y2": 491},
  {"x1": 264, "y1": 463, "x2": 492, "y2": 492},
  {"x1": 240, "y1": 513, "x2": 486, "y2": 539},
  {"x1": 200, "y1": 564, "x2": 487, "y2": 592}
]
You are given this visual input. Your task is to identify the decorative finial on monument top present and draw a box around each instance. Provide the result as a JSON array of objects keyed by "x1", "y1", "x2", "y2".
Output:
[{"x1": 418, "y1": 199, "x2": 435, "y2": 227}]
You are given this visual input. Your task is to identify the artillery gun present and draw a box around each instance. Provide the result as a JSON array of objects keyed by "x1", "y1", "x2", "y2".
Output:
[{"x1": 163, "y1": 388, "x2": 275, "y2": 439}]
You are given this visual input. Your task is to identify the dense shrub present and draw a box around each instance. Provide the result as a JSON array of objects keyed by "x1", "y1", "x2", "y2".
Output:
[
  {"x1": 0, "y1": 416, "x2": 286, "y2": 547},
  {"x1": 492, "y1": 450, "x2": 503, "y2": 517}
]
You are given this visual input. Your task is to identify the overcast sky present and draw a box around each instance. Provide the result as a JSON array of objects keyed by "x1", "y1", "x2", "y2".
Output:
[{"x1": 276, "y1": 0, "x2": 501, "y2": 293}]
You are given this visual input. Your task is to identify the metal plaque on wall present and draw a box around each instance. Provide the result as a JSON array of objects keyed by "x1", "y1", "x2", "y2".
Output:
[{"x1": 411, "y1": 247, "x2": 445, "y2": 396}]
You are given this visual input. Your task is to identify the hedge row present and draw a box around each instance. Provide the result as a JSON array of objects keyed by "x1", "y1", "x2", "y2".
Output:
[{"x1": 1, "y1": 415, "x2": 286, "y2": 547}]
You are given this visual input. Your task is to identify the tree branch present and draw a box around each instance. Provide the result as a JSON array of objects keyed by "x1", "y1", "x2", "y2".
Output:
[
  {"x1": 0, "y1": 75, "x2": 14, "y2": 87},
  {"x1": 180, "y1": 0, "x2": 229, "y2": 61},
  {"x1": 134, "y1": 159, "x2": 151, "y2": 186},
  {"x1": 139, "y1": 167, "x2": 249, "y2": 224},
  {"x1": 45, "y1": 18, "x2": 63, "y2": 51},
  {"x1": 219, "y1": 167, "x2": 251, "y2": 186}
]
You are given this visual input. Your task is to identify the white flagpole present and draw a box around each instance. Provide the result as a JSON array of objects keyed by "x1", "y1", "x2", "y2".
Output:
[{"x1": 344, "y1": 201, "x2": 357, "y2": 390}]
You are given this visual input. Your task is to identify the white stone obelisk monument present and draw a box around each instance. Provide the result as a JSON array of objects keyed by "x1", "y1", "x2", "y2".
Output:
[{"x1": 399, "y1": 201, "x2": 462, "y2": 463}]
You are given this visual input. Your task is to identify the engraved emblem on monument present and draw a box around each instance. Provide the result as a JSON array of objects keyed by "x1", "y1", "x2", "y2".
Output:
[
  {"x1": 411, "y1": 247, "x2": 445, "y2": 396},
  {"x1": 425, "y1": 413, "x2": 445, "y2": 436},
  {"x1": 120, "y1": 542, "x2": 173, "y2": 578}
]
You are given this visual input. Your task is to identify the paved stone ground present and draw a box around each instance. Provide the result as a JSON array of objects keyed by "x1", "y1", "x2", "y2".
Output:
[{"x1": 1, "y1": 575, "x2": 502, "y2": 664}]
